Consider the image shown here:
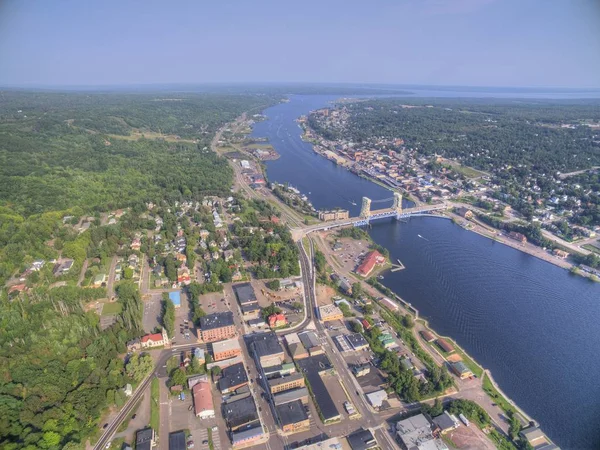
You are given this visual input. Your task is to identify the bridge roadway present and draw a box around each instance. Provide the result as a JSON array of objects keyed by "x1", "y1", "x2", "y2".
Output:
[{"x1": 294, "y1": 203, "x2": 447, "y2": 238}]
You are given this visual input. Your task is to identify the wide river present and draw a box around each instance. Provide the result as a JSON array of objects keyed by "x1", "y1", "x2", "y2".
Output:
[{"x1": 251, "y1": 92, "x2": 600, "y2": 449}]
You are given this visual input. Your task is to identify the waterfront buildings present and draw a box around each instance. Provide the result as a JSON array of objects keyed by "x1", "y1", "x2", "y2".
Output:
[
  {"x1": 395, "y1": 414, "x2": 448, "y2": 450},
  {"x1": 318, "y1": 209, "x2": 350, "y2": 221},
  {"x1": 356, "y1": 250, "x2": 385, "y2": 277},
  {"x1": 450, "y1": 361, "x2": 473, "y2": 379}
]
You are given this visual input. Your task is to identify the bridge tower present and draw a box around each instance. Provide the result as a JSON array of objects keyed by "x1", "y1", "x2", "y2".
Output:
[
  {"x1": 360, "y1": 197, "x2": 372, "y2": 222},
  {"x1": 392, "y1": 192, "x2": 403, "y2": 217}
]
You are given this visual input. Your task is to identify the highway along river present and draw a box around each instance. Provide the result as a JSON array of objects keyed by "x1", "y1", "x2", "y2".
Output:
[{"x1": 251, "y1": 94, "x2": 600, "y2": 449}]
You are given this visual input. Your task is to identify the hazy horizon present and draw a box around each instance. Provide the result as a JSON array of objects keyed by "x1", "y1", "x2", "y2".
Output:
[{"x1": 1, "y1": 0, "x2": 599, "y2": 88}]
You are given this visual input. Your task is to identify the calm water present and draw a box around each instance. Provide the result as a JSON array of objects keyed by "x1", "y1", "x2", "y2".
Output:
[{"x1": 252, "y1": 94, "x2": 600, "y2": 449}]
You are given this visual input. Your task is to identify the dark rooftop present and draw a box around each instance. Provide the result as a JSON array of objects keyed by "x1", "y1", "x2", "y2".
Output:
[
  {"x1": 246, "y1": 332, "x2": 283, "y2": 358},
  {"x1": 432, "y1": 411, "x2": 457, "y2": 431},
  {"x1": 241, "y1": 303, "x2": 261, "y2": 313},
  {"x1": 347, "y1": 428, "x2": 377, "y2": 450},
  {"x1": 275, "y1": 400, "x2": 309, "y2": 426},
  {"x1": 296, "y1": 355, "x2": 339, "y2": 421},
  {"x1": 233, "y1": 282, "x2": 258, "y2": 305},
  {"x1": 222, "y1": 395, "x2": 259, "y2": 429},
  {"x1": 168, "y1": 430, "x2": 186, "y2": 450},
  {"x1": 200, "y1": 311, "x2": 234, "y2": 331},
  {"x1": 346, "y1": 333, "x2": 369, "y2": 348},
  {"x1": 136, "y1": 428, "x2": 154, "y2": 450},
  {"x1": 219, "y1": 362, "x2": 248, "y2": 392}
]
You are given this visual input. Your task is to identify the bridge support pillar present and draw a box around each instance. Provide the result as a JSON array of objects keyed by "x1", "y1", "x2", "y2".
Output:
[
  {"x1": 393, "y1": 192, "x2": 403, "y2": 218},
  {"x1": 360, "y1": 197, "x2": 371, "y2": 223}
]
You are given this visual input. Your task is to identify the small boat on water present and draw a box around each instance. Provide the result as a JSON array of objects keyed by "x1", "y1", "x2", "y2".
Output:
[
  {"x1": 350, "y1": 201, "x2": 357, "y2": 206},
  {"x1": 378, "y1": 275, "x2": 384, "y2": 280}
]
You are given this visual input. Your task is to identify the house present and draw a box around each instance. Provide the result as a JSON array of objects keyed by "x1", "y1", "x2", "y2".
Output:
[
  {"x1": 508, "y1": 231, "x2": 527, "y2": 243},
  {"x1": 224, "y1": 249, "x2": 235, "y2": 261},
  {"x1": 268, "y1": 312, "x2": 288, "y2": 328},
  {"x1": 347, "y1": 428, "x2": 378, "y2": 450},
  {"x1": 199, "y1": 312, "x2": 236, "y2": 342},
  {"x1": 352, "y1": 364, "x2": 371, "y2": 378},
  {"x1": 8, "y1": 284, "x2": 27, "y2": 295},
  {"x1": 356, "y1": 250, "x2": 385, "y2": 277},
  {"x1": 126, "y1": 338, "x2": 141, "y2": 352},
  {"x1": 123, "y1": 383, "x2": 133, "y2": 397},
  {"x1": 432, "y1": 411, "x2": 459, "y2": 434},
  {"x1": 31, "y1": 260, "x2": 45, "y2": 271},
  {"x1": 553, "y1": 249, "x2": 569, "y2": 259},
  {"x1": 192, "y1": 381, "x2": 215, "y2": 419},
  {"x1": 53, "y1": 259, "x2": 74, "y2": 276},
  {"x1": 212, "y1": 338, "x2": 242, "y2": 361},
  {"x1": 455, "y1": 207, "x2": 473, "y2": 219},
  {"x1": 131, "y1": 238, "x2": 142, "y2": 251},
  {"x1": 276, "y1": 400, "x2": 309, "y2": 433},
  {"x1": 93, "y1": 273, "x2": 107, "y2": 287},
  {"x1": 318, "y1": 304, "x2": 344, "y2": 322},
  {"x1": 365, "y1": 389, "x2": 387, "y2": 409},
  {"x1": 396, "y1": 414, "x2": 447, "y2": 450},
  {"x1": 135, "y1": 428, "x2": 156, "y2": 450},
  {"x1": 360, "y1": 318, "x2": 372, "y2": 331},
  {"x1": 450, "y1": 361, "x2": 473, "y2": 379}
]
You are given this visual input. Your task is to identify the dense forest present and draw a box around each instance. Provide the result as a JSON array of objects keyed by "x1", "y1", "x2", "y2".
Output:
[{"x1": 0, "y1": 283, "x2": 143, "y2": 449}]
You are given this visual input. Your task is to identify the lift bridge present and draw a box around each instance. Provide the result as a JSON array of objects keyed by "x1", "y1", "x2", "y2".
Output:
[{"x1": 354, "y1": 192, "x2": 405, "y2": 226}]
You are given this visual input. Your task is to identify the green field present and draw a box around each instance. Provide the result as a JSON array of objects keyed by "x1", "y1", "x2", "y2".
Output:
[
  {"x1": 101, "y1": 302, "x2": 123, "y2": 315},
  {"x1": 150, "y1": 378, "x2": 160, "y2": 435},
  {"x1": 582, "y1": 244, "x2": 600, "y2": 255}
]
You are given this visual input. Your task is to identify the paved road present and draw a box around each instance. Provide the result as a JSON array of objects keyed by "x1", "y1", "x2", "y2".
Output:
[{"x1": 106, "y1": 255, "x2": 118, "y2": 298}]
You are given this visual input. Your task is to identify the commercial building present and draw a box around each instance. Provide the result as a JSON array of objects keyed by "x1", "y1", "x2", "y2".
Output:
[
  {"x1": 168, "y1": 430, "x2": 186, "y2": 450},
  {"x1": 231, "y1": 425, "x2": 265, "y2": 448},
  {"x1": 455, "y1": 207, "x2": 473, "y2": 219},
  {"x1": 241, "y1": 303, "x2": 261, "y2": 319},
  {"x1": 212, "y1": 338, "x2": 242, "y2": 361},
  {"x1": 318, "y1": 304, "x2": 344, "y2": 322},
  {"x1": 432, "y1": 411, "x2": 459, "y2": 434},
  {"x1": 223, "y1": 395, "x2": 259, "y2": 431},
  {"x1": 168, "y1": 291, "x2": 181, "y2": 308},
  {"x1": 273, "y1": 387, "x2": 309, "y2": 406},
  {"x1": 318, "y1": 209, "x2": 350, "y2": 221},
  {"x1": 276, "y1": 400, "x2": 310, "y2": 433},
  {"x1": 247, "y1": 332, "x2": 285, "y2": 368},
  {"x1": 420, "y1": 330, "x2": 435, "y2": 342},
  {"x1": 346, "y1": 333, "x2": 369, "y2": 351},
  {"x1": 436, "y1": 338, "x2": 454, "y2": 353},
  {"x1": 269, "y1": 373, "x2": 305, "y2": 394},
  {"x1": 263, "y1": 362, "x2": 296, "y2": 379},
  {"x1": 288, "y1": 342, "x2": 310, "y2": 360},
  {"x1": 352, "y1": 364, "x2": 371, "y2": 377},
  {"x1": 520, "y1": 427, "x2": 549, "y2": 448},
  {"x1": 365, "y1": 389, "x2": 387, "y2": 409},
  {"x1": 296, "y1": 355, "x2": 340, "y2": 422},
  {"x1": 199, "y1": 311, "x2": 236, "y2": 342},
  {"x1": 192, "y1": 381, "x2": 215, "y2": 419},
  {"x1": 396, "y1": 414, "x2": 448, "y2": 450},
  {"x1": 219, "y1": 362, "x2": 249, "y2": 394},
  {"x1": 135, "y1": 428, "x2": 156, "y2": 450},
  {"x1": 509, "y1": 231, "x2": 527, "y2": 243},
  {"x1": 450, "y1": 361, "x2": 473, "y2": 379},
  {"x1": 347, "y1": 428, "x2": 378, "y2": 450},
  {"x1": 356, "y1": 250, "x2": 385, "y2": 277},
  {"x1": 233, "y1": 282, "x2": 258, "y2": 306}
]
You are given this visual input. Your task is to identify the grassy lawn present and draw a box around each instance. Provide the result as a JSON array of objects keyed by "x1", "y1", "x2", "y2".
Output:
[
  {"x1": 443, "y1": 161, "x2": 486, "y2": 178},
  {"x1": 101, "y1": 302, "x2": 123, "y2": 315},
  {"x1": 582, "y1": 244, "x2": 600, "y2": 255},
  {"x1": 482, "y1": 373, "x2": 517, "y2": 416},
  {"x1": 207, "y1": 428, "x2": 214, "y2": 450},
  {"x1": 150, "y1": 378, "x2": 160, "y2": 435}
]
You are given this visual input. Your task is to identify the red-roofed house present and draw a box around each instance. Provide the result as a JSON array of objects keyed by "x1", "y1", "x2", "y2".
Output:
[
  {"x1": 8, "y1": 284, "x2": 27, "y2": 295},
  {"x1": 141, "y1": 329, "x2": 169, "y2": 348},
  {"x1": 268, "y1": 313, "x2": 288, "y2": 328},
  {"x1": 361, "y1": 319, "x2": 372, "y2": 331},
  {"x1": 356, "y1": 250, "x2": 385, "y2": 277}
]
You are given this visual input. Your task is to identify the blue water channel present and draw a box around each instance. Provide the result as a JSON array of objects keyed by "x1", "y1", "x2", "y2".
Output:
[{"x1": 251, "y1": 93, "x2": 600, "y2": 449}]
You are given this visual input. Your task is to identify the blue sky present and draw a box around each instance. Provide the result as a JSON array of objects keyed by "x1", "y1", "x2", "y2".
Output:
[{"x1": 0, "y1": 0, "x2": 599, "y2": 88}]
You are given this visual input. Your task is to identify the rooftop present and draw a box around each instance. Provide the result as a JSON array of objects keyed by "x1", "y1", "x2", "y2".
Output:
[
  {"x1": 347, "y1": 428, "x2": 377, "y2": 450},
  {"x1": 233, "y1": 282, "x2": 258, "y2": 305},
  {"x1": 298, "y1": 330, "x2": 320, "y2": 349},
  {"x1": 192, "y1": 381, "x2": 214, "y2": 415},
  {"x1": 168, "y1": 291, "x2": 181, "y2": 306},
  {"x1": 200, "y1": 311, "x2": 234, "y2": 331},
  {"x1": 276, "y1": 399, "x2": 309, "y2": 426},
  {"x1": 231, "y1": 425, "x2": 264, "y2": 444},
  {"x1": 365, "y1": 389, "x2": 387, "y2": 408},
  {"x1": 212, "y1": 337, "x2": 241, "y2": 354},
  {"x1": 432, "y1": 411, "x2": 458, "y2": 431},
  {"x1": 219, "y1": 362, "x2": 248, "y2": 392},
  {"x1": 222, "y1": 395, "x2": 258, "y2": 429},
  {"x1": 346, "y1": 333, "x2": 369, "y2": 349},
  {"x1": 168, "y1": 431, "x2": 186, "y2": 450},
  {"x1": 248, "y1": 332, "x2": 284, "y2": 359},
  {"x1": 296, "y1": 355, "x2": 339, "y2": 421},
  {"x1": 269, "y1": 372, "x2": 304, "y2": 388},
  {"x1": 318, "y1": 304, "x2": 343, "y2": 319},
  {"x1": 396, "y1": 414, "x2": 448, "y2": 450},
  {"x1": 273, "y1": 387, "x2": 309, "y2": 406}
]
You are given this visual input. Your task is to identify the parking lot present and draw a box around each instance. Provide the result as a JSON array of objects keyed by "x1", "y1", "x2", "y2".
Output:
[
  {"x1": 143, "y1": 292, "x2": 163, "y2": 333},
  {"x1": 167, "y1": 383, "x2": 226, "y2": 450},
  {"x1": 322, "y1": 233, "x2": 370, "y2": 275}
]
